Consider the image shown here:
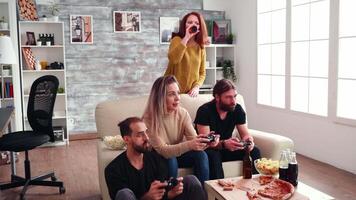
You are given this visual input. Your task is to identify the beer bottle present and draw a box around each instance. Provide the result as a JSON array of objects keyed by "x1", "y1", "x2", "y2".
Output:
[
  {"x1": 288, "y1": 152, "x2": 298, "y2": 186},
  {"x1": 243, "y1": 143, "x2": 252, "y2": 179},
  {"x1": 279, "y1": 150, "x2": 289, "y2": 181}
]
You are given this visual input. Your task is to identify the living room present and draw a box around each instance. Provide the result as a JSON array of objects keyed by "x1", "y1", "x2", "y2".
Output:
[{"x1": 0, "y1": 0, "x2": 355, "y2": 199}]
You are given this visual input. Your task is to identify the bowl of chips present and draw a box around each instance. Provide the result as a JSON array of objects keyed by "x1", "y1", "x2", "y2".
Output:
[
  {"x1": 103, "y1": 135, "x2": 126, "y2": 150},
  {"x1": 254, "y1": 158, "x2": 279, "y2": 176}
]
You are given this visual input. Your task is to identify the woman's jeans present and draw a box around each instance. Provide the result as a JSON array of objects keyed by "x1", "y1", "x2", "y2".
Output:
[{"x1": 167, "y1": 150, "x2": 209, "y2": 184}]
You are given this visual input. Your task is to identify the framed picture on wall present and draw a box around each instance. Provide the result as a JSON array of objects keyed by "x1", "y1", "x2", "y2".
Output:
[
  {"x1": 159, "y1": 17, "x2": 180, "y2": 44},
  {"x1": 212, "y1": 19, "x2": 231, "y2": 44},
  {"x1": 17, "y1": 0, "x2": 39, "y2": 21},
  {"x1": 113, "y1": 11, "x2": 141, "y2": 33},
  {"x1": 70, "y1": 15, "x2": 93, "y2": 44}
]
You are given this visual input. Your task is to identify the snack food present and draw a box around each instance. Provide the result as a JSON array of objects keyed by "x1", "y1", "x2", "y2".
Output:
[
  {"x1": 217, "y1": 179, "x2": 235, "y2": 191},
  {"x1": 257, "y1": 179, "x2": 294, "y2": 200},
  {"x1": 103, "y1": 135, "x2": 126, "y2": 150},
  {"x1": 258, "y1": 175, "x2": 274, "y2": 185},
  {"x1": 255, "y1": 158, "x2": 279, "y2": 175}
]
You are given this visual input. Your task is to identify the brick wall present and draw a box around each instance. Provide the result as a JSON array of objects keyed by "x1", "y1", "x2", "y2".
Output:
[{"x1": 37, "y1": 0, "x2": 224, "y2": 133}]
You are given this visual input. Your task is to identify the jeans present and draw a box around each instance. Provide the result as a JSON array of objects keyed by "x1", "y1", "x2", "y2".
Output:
[
  {"x1": 115, "y1": 175, "x2": 207, "y2": 200},
  {"x1": 205, "y1": 146, "x2": 261, "y2": 180},
  {"x1": 167, "y1": 150, "x2": 209, "y2": 185}
]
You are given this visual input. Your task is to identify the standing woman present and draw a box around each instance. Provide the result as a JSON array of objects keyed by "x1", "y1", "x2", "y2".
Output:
[
  {"x1": 165, "y1": 12, "x2": 209, "y2": 97},
  {"x1": 143, "y1": 75, "x2": 211, "y2": 184}
]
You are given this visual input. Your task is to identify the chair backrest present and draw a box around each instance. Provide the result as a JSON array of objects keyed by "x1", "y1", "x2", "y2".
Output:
[{"x1": 27, "y1": 75, "x2": 59, "y2": 142}]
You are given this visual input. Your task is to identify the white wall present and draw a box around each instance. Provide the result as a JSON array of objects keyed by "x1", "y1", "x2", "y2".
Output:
[{"x1": 204, "y1": 0, "x2": 356, "y2": 174}]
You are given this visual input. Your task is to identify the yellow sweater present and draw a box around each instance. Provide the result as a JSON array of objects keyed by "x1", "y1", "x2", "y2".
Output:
[{"x1": 164, "y1": 37, "x2": 206, "y2": 93}]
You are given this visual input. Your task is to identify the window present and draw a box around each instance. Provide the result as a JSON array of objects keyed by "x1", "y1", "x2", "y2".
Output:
[
  {"x1": 257, "y1": 0, "x2": 286, "y2": 108},
  {"x1": 257, "y1": 0, "x2": 356, "y2": 123},
  {"x1": 290, "y1": 0, "x2": 329, "y2": 116},
  {"x1": 337, "y1": 0, "x2": 356, "y2": 120}
]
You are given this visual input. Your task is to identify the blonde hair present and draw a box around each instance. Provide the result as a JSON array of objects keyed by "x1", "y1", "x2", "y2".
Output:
[{"x1": 143, "y1": 75, "x2": 178, "y2": 134}]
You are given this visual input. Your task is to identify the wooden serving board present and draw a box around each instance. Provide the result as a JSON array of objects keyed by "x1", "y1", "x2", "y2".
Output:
[{"x1": 207, "y1": 177, "x2": 309, "y2": 200}]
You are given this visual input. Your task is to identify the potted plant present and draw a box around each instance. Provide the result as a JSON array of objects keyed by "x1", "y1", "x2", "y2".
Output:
[
  {"x1": 226, "y1": 33, "x2": 234, "y2": 44},
  {"x1": 0, "y1": 16, "x2": 8, "y2": 30},
  {"x1": 48, "y1": 1, "x2": 60, "y2": 21},
  {"x1": 222, "y1": 59, "x2": 237, "y2": 82}
]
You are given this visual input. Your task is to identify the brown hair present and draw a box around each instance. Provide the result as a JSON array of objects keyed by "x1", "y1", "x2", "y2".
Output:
[
  {"x1": 118, "y1": 117, "x2": 143, "y2": 137},
  {"x1": 213, "y1": 79, "x2": 236, "y2": 98},
  {"x1": 143, "y1": 75, "x2": 179, "y2": 135},
  {"x1": 172, "y1": 12, "x2": 208, "y2": 48}
]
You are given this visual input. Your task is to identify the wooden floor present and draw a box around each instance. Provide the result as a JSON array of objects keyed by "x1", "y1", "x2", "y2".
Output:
[{"x1": 1, "y1": 139, "x2": 355, "y2": 200}]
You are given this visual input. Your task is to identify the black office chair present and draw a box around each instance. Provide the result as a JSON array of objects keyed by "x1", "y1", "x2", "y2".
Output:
[{"x1": 0, "y1": 75, "x2": 65, "y2": 199}]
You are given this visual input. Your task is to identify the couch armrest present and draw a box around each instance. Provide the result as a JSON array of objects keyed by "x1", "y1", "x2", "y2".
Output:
[{"x1": 250, "y1": 129, "x2": 294, "y2": 160}]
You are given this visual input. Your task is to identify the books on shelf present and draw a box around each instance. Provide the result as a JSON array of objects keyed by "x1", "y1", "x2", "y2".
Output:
[{"x1": 0, "y1": 81, "x2": 14, "y2": 98}]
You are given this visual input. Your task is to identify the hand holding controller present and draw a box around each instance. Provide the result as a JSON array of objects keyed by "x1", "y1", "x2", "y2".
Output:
[
  {"x1": 206, "y1": 134, "x2": 216, "y2": 143},
  {"x1": 165, "y1": 177, "x2": 179, "y2": 191}
]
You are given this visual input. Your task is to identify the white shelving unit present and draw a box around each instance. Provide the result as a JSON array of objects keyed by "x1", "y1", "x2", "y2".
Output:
[
  {"x1": 0, "y1": 0, "x2": 21, "y2": 128},
  {"x1": 201, "y1": 44, "x2": 236, "y2": 93},
  {"x1": 19, "y1": 21, "x2": 68, "y2": 146}
]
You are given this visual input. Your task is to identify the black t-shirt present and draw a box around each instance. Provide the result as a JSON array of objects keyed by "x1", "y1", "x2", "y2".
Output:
[
  {"x1": 194, "y1": 101, "x2": 246, "y2": 140},
  {"x1": 105, "y1": 151, "x2": 169, "y2": 200}
]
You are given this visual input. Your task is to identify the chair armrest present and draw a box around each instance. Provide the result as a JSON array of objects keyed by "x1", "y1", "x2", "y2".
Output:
[{"x1": 250, "y1": 129, "x2": 294, "y2": 160}]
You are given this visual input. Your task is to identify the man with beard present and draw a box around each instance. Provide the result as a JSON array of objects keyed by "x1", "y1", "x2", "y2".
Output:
[
  {"x1": 105, "y1": 117, "x2": 206, "y2": 200},
  {"x1": 194, "y1": 79, "x2": 261, "y2": 180}
]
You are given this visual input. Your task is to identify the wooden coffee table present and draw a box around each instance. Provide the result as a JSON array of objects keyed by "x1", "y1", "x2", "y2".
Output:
[{"x1": 204, "y1": 175, "x2": 334, "y2": 200}]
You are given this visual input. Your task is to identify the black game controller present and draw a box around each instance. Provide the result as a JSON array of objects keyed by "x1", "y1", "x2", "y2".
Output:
[
  {"x1": 165, "y1": 178, "x2": 178, "y2": 191},
  {"x1": 241, "y1": 141, "x2": 252, "y2": 148},
  {"x1": 190, "y1": 26, "x2": 198, "y2": 33},
  {"x1": 205, "y1": 134, "x2": 216, "y2": 143}
]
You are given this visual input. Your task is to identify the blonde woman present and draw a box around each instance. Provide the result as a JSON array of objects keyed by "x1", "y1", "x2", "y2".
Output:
[{"x1": 143, "y1": 75, "x2": 216, "y2": 184}]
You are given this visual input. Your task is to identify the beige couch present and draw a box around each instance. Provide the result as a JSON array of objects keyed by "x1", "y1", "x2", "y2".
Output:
[{"x1": 95, "y1": 94, "x2": 294, "y2": 200}]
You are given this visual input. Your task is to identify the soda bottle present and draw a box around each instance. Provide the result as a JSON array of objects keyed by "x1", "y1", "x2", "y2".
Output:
[
  {"x1": 288, "y1": 152, "x2": 298, "y2": 186},
  {"x1": 243, "y1": 144, "x2": 252, "y2": 179},
  {"x1": 279, "y1": 150, "x2": 289, "y2": 181}
]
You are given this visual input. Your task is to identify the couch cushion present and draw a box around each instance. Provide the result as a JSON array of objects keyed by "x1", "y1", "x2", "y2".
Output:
[{"x1": 95, "y1": 96, "x2": 148, "y2": 138}]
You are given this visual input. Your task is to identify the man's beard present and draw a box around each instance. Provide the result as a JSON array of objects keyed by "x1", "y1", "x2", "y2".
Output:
[
  {"x1": 133, "y1": 141, "x2": 151, "y2": 153},
  {"x1": 219, "y1": 101, "x2": 235, "y2": 112}
]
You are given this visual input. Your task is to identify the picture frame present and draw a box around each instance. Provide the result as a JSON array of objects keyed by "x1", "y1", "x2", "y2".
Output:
[
  {"x1": 70, "y1": 15, "x2": 93, "y2": 44},
  {"x1": 212, "y1": 19, "x2": 231, "y2": 44},
  {"x1": 26, "y1": 32, "x2": 36, "y2": 45},
  {"x1": 159, "y1": 17, "x2": 180, "y2": 44},
  {"x1": 113, "y1": 11, "x2": 141, "y2": 33},
  {"x1": 17, "y1": 0, "x2": 39, "y2": 21}
]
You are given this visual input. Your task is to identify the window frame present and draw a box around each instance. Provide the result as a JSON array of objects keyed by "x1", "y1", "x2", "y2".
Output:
[{"x1": 256, "y1": 0, "x2": 356, "y2": 127}]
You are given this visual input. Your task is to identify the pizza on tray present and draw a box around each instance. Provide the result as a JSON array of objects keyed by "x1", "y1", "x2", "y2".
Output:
[{"x1": 247, "y1": 176, "x2": 294, "y2": 200}]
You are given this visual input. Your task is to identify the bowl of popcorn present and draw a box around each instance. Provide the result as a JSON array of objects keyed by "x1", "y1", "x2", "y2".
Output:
[
  {"x1": 103, "y1": 135, "x2": 126, "y2": 150},
  {"x1": 254, "y1": 158, "x2": 279, "y2": 176}
]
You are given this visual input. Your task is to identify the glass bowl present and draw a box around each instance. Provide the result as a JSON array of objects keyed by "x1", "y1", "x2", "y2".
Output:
[{"x1": 254, "y1": 158, "x2": 279, "y2": 176}]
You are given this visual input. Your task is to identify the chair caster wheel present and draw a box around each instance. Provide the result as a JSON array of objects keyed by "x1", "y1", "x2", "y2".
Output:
[
  {"x1": 59, "y1": 186, "x2": 66, "y2": 194},
  {"x1": 51, "y1": 176, "x2": 57, "y2": 181}
]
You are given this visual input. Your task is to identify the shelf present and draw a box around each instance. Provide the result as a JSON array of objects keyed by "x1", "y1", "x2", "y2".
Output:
[
  {"x1": 206, "y1": 67, "x2": 223, "y2": 70},
  {"x1": 21, "y1": 45, "x2": 64, "y2": 48},
  {"x1": 19, "y1": 21, "x2": 63, "y2": 24},
  {"x1": 23, "y1": 69, "x2": 65, "y2": 73},
  {"x1": 53, "y1": 116, "x2": 66, "y2": 119},
  {"x1": 205, "y1": 44, "x2": 235, "y2": 47},
  {"x1": 24, "y1": 93, "x2": 66, "y2": 97},
  {"x1": 2, "y1": 98, "x2": 14, "y2": 100},
  {"x1": 0, "y1": 29, "x2": 10, "y2": 32},
  {"x1": 24, "y1": 115, "x2": 66, "y2": 120},
  {"x1": 2, "y1": 76, "x2": 13, "y2": 78}
]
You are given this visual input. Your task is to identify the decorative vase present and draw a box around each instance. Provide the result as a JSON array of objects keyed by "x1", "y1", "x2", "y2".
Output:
[{"x1": 49, "y1": 16, "x2": 59, "y2": 22}]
